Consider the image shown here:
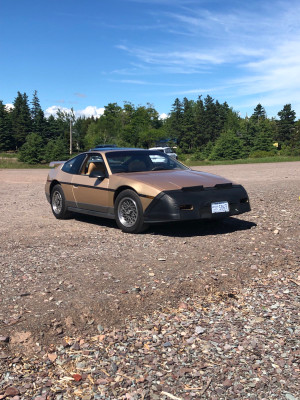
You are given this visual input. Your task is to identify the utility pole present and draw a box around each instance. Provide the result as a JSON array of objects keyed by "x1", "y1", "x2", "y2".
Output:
[{"x1": 70, "y1": 120, "x2": 72, "y2": 155}]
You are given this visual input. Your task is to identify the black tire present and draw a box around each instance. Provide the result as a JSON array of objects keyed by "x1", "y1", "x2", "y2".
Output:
[
  {"x1": 51, "y1": 184, "x2": 71, "y2": 219},
  {"x1": 115, "y1": 189, "x2": 148, "y2": 233}
]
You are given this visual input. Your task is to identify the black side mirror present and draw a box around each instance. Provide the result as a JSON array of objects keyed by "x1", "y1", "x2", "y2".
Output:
[{"x1": 89, "y1": 170, "x2": 106, "y2": 179}]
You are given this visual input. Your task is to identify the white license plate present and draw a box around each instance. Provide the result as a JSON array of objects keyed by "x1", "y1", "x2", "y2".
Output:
[{"x1": 211, "y1": 201, "x2": 229, "y2": 213}]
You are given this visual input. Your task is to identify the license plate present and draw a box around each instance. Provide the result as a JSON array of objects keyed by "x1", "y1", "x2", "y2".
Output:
[{"x1": 211, "y1": 201, "x2": 229, "y2": 213}]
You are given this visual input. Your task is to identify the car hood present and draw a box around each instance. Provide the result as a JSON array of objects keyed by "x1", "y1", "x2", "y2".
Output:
[{"x1": 116, "y1": 169, "x2": 232, "y2": 191}]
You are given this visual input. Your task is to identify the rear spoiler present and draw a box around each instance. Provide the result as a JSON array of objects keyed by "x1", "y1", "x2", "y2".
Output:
[{"x1": 49, "y1": 161, "x2": 66, "y2": 168}]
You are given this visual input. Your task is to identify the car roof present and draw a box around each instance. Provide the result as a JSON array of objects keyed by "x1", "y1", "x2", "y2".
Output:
[
  {"x1": 93, "y1": 144, "x2": 118, "y2": 148},
  {"x1": 88, "y1": 147, "x2": 145, "y2": 154},
  {"x1": 149, "y1": 146, "x2": 171, "y2": 150}
]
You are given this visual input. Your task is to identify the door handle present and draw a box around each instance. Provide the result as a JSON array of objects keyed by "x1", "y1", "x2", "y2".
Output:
[{"x1": 73, "y1": 184, "x2": 79, "y2": 188}]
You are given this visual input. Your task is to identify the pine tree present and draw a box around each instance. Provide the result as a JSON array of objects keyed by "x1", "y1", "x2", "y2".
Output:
[
  {"x1": 11, "y1": 92, "x2": 32, "y2": 148},
  {"x1": 44, "y1": 136, "x2": 68, "y2": 162},
  {"x1": 46, "y1": 115, "x2": 63, "y2": 140},
  {"x1": 251, "y1": 103, "x2": 266, "y2": 122},
  {"x1": 18, "y1": 132, "x2": 44, "y2": 164},
  {"x1": 179, "y1": 98, "x2": 196, "y2": 151},
  {"x1": 194, "y1": 96, "x2": 207, "y2": 148},
  {"x1": 209, "y1": 130, "x2": 245, "y2": 160},
  {"x1": 215, "y1": 100, "x2": 230, "y2": 133},
  {"x1": 239, "y1": 117, "x2": 259, "y2": 154},
  {"x1": 168, "y1": 98, "x2": 184, "y2": 142},
  {"x1": 203, "y1": 95, "x2": 219, "y2": 142},
  {"x1": 31, "y1": 90, "x2": 46, "y2": 138},
  {"x1": 0, "y1": 101, "x2": 14, "y2": 151},
  {"x1": 276, "y1": 104, "x2": 296, "y2": 144},
  {"x1": 252, "y1": 119, "x2": 274, "y2": 152}
]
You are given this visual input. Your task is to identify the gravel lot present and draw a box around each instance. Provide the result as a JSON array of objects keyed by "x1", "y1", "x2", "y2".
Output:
[{"x1": 0, "y1": 162, "x2": 299, "y2": 399}]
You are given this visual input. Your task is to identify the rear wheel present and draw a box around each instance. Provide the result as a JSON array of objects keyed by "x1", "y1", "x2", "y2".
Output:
[
  {"x1": 115, "y1": 190, "x2": 148, "y2": 233},
  {"x1": 51, "y1": 184, "x2": 71, "y2": 219}
]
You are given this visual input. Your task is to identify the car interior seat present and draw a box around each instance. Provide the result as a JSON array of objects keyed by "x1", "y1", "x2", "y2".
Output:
[{"x1": 87, "y1": 162, "x2": 106, "y2": 176}]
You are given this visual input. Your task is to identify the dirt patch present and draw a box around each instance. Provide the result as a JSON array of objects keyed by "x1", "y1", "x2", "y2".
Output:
[{"x1": 0, "y1": 163, "x2": 299, "y2": 354}]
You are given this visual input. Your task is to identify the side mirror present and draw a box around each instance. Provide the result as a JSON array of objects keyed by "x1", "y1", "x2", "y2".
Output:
[{"x1": 89, "y1": 170, "x2": 106, "y2": 179}]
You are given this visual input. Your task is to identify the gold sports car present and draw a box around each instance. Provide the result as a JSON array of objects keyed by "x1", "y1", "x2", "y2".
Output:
[{"x1": 45, "y1": 148, "x2": 251, "y2": 233}]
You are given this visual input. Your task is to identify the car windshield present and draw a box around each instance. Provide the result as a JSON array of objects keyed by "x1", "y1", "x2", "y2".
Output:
[{"x1": 105, "y1": 150, "x2": 188, "y2": 174}]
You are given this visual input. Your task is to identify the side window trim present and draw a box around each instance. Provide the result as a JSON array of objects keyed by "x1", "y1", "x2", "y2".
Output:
[
  {"x1": 62, "y1": 153, "x2": 87, "y2": 175},
  {"x1": 83, "y1": 153, "x2": 107, "y2": 176}
]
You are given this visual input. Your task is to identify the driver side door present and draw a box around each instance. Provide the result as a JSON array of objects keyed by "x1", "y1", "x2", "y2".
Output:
[{"x1": 71, "y1": 154, "x2": 110, "y2": 214}]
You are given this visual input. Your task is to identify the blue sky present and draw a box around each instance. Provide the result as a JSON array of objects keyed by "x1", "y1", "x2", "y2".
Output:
[{"x1": 1, "y1": 0, "x2": 300, "y2": 119}]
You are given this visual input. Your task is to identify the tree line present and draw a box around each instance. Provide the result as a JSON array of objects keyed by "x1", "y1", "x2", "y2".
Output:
[{"x1": 0, "y1": 91, "x2": 299, "y2": 164}]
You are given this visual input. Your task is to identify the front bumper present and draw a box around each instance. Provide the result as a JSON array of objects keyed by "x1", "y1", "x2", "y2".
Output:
[{"x1": 143, "y1": 184, "x2": 250, "y2": 223}]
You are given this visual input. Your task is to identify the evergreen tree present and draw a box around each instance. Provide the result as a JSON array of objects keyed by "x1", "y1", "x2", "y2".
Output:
[
  {"x1": 11, "y1": 92, "x2": 32, "y2": 148},
  {"x1": 252, "y1": 119, "x2": 274, "y2": 152},
  {"x1": 276, "y1": 104, "x2": 296, "y2": 144},
  {"x1": 203, "y1": 95, "x2": 219, "y2": 143},
  {"x1": 209, "y1": 130, "x2": 245, "y2": 160},
  {"x1": 289, "y1": 119, "x2": 300, "y2": 151},
  {"x1": 18, "y1": 132, "x2": 44, "y2": 164},
  {"x1": 239, "y1": 117, "x2": 258, "y2": 155},
  {"x1": 224, "y1": 108, "x2": 241, "y2": 134},
  {"x1": 168, "y1": 98, "x2": 184, "y2": 142},
  {"x1": 194, "y1": 96, "x2": 207, "y2": 148},
  {"x1": 47, "y1": 115, "x2": 64, "y2": 140},
  {"x1": 44, "y1": 136, "x2": 68, "y2": 162},
  {"x1": 0, "y1": 101, "x2": 13, "y2": 151},
  {"x1": 215, "y1": 100, "x2": 230, "y2": 133},
  {"x1": 251, "y1": 103, "x2": 266, "y2": 122},
  {"x1": 179, "y1": 98, "x2": 196, "y2": 151},
  {"x1": 31, "y1": 90, "x2": 47, "y2": 138}
]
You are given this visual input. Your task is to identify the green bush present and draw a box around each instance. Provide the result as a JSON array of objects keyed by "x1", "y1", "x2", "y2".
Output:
[
  {"x1": 249, "y1": 150, "x2": 277, "y2": 158},
  {"x1": 279, "y1": 145, "x2": 300, "y2": 156},
  {"x1": 18, "y1": 133, "x2": 44, "y2": 164},
  {"x1": 209, "y1": 131, "x2": 246, "y2": 160},
  {"x1": 190, "y1": 151, "x2": 205, "y2": 161},
  {"x1": 176, "y1": 148, "x2": 188, "y2": 162},
  {"x1": 44, "y1": 137, "x2": 69, "y2": 162}
]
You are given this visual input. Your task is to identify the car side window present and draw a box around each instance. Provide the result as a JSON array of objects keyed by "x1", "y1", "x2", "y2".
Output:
[
  {"x1": 81, "y1": 154, "x2": 106, "y2": 175},
  {"x1": 62, "y1": 154, "x2": 87, "y2": 174}
]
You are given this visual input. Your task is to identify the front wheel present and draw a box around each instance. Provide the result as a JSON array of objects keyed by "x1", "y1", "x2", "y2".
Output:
[
  {"x1": 51, "y1": 184, "x2": 71, "y2": 219},
  {"x1": 115, "y1": 190, "x2": 148, "y2": 233}
]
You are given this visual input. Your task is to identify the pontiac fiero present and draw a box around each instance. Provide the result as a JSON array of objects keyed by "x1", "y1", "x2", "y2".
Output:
[{"x1": 45, "y1": 149, "x2": 251, "y2": 233}]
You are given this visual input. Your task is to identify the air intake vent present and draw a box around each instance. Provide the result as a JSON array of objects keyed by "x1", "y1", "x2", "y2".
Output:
[
  {"x1": 181, "y1": 185, "x2": 204, "y2": 192},
  {"x1": 179, "y1": 204, "x2": 194, "y2": 210},
  {"x1": 214, "y1": 183, "x2": 232, "y2": 189}
]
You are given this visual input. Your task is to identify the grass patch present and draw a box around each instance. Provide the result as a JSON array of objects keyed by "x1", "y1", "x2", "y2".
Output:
[
  {"x1": 0, "y1": 158, "x2": 49, "y2": 169},
  {"x1": 182, "y1": 155, "x2": 300, "y2": 166},
  {"x1": 0, "y1": 152, "x2": 18, "y2": 159}
]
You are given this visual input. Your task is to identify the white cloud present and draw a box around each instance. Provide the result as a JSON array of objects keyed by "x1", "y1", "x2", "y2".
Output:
[
  {"x1": 114, "y1": 1, "x2": 300, "y2": 117},
  {"x1": 159, "y1": 113, "x2": 169, "y2": 120},
  {"x1": 74, "y1": 92, "x2": 87, "y2": 98},
  {"x1": 45, "y1": 105, "x2": 105, "y2": 119},
  {"x1": 79, "y1": 106, "x2": 105, "y2": 118},
  {"x1": 116, "y1": 1, "x2": 300, "y2": 75},
  {"x1": 116, "y1": 79, "x2": 149, "y2": 85},
  {"x1": 5, "y1": 103, "x2": 14, "y2": 111}
]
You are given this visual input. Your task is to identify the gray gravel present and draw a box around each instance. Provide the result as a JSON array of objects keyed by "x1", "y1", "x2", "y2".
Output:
[{"x1": 0, "y1": 162, "x2": 299, "y2": 399}]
